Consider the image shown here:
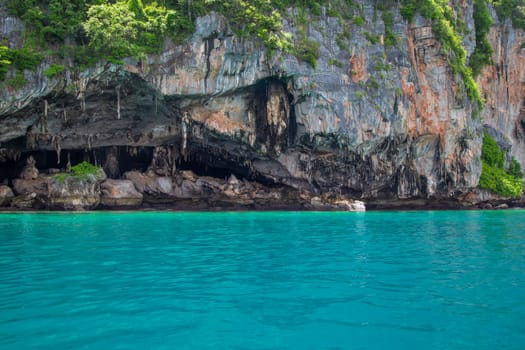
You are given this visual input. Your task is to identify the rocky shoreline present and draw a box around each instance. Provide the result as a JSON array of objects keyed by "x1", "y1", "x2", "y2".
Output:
[
  {"x1": 1, "y1": 156, "x2": 523, "y2": 212},
  {"x1": 366, "y1": 198, "x2": 525, "y2": 211},
  {"x1": 0, "y1": 156, "x2": 366, "y2": 212}
]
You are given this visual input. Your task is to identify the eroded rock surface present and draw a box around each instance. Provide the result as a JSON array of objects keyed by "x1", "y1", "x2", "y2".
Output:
[
  {"x1": 19, "y1": 156, "x2": 39, "y2": 180},
  {"x1": 100, "y1": 179, "x2": 143, "y2": 207},
  {"x1": 0, "y1": 185, "x2": 14, "y2": 206},
  {"x1": 45, "y1": 176, "x2": 101, "y2": 210},
  {"x1": 11, "y1": 193, "x2": 39, "y2": 210},
  {"x1": 12, "y1": 178, "x2": 47, "y2": 196},
  {"x1": 122, "y1": 169, "x2": 364, "y2": 210}
]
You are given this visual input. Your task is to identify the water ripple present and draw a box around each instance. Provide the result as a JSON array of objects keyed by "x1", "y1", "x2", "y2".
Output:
[{"x1": 0, "y1": 211, "x2": 524, "y2": 349}]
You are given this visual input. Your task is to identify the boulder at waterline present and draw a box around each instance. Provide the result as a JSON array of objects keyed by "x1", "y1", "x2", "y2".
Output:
[
  {"x1": 46, "y1": 176, "x2": 101, "y2": 210},
  {"x1": 0, "y1": 185, "x2": 14, "y2": 206},
  {"x1": 12, "y1": 178, "x2": 48, "y2": 196},
  {"x1": 100, "y1": 179, "x2": 143, "y2": 207}
]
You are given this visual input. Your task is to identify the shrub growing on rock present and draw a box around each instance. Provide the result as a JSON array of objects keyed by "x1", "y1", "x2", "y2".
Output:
[
  {"x1": 479, "y1": 130, "x2": 524, "y2": 197},
  {"x1": 54, "y1": 161, "x2": 106, "y2": 182}
]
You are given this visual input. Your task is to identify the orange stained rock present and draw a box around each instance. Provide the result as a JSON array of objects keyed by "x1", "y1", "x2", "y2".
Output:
[
  {"x1": 406, "y1": 29, "x2": 418, "y2": 72},
  {"x1": 191, "y1": 110, "x2": 249, "y2": 135},
  {"x1": 400, "y1": 69, "x2": 417, "y2": 137},
  {"x1": 124, "y1": 64, "x2": 139, "y2": 74},
  {"x1": 350, "y1": 50, "x2": 368, "y2": 83},
  {"x1": 416, "y1": 85, "x2": 440, "y2": 135}
]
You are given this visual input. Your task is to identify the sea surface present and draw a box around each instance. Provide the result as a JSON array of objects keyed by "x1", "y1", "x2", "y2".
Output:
[{"x1": 0, "y1": 211, "x2": 524, "y2": 349}]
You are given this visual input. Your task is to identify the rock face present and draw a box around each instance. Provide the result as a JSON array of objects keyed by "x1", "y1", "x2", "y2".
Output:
[
  {"x1": 19, "y1": 156, "x2": 39, "y2": 180},
  {"x1": 0, "y1": 2, "x2": 524, "y2": 209},
  {"x1": 100, "y1": 179, "x2": 143, "y2": 207},
  {"x1": 46, "y1": 176, "x2": 101, "y2": 210},
  {"x1": 12, "y1": 178, "x2": 47, "y2": 196},
  {"x1": 11, "y1": 193, "x2": 39, "y2": 210},
  {"x1": 0, "y1": 185, "x2": 14, "y2": 206},
  {"x1": 122, "y1": 169, "x2": 364, "y2": 210},
  {"x1": 478, "y1": 20, "x2": 525, "y2": 167}
]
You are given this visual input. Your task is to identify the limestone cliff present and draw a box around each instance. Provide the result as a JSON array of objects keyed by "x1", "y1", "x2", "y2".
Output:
[
  {"x1": 0, "y1": 1, "x2": 524, "y2": 209},
  {"x1": 479, "y1": 16, "x2": 525, "y2": 167}
]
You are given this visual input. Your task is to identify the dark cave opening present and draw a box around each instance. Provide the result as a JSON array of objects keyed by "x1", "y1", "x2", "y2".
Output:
[
  {"x1": 0, "y1": 147, "x2": 153, "y2": 182},
  {"x1": 0, "y1": 145, "x2": 259, "y2": 185},
  {"x1": 175, "y1": 150, "x2": 282, "y2": 188},
  {"x1": 178, "y1": 160, "x2": 239, "y2": 179},
  {"x1": 106, "y1": 147, "x2": 153, "y2": 175},
  {"x1": 0, "y1": 158, "x2": 24, "y2": 184},
  {"x1": 176, "y1": 153, "x2": 253, "y2": 182},
  {"x1": 32, "y1": 147, "x2": 154, "y2": 176}
]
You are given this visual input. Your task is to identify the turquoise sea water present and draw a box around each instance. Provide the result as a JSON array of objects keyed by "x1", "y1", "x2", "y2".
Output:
[{"x1": 0, "y1": 211, "x2": 524, "y2": 349}]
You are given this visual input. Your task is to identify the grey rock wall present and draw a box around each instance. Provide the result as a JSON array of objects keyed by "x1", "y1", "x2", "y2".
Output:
[{"x1": 0, "y1": 1, "x2": 524, "y2": 206}]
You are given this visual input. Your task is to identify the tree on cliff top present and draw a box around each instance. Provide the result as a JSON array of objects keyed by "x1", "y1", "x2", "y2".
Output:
[
  {"x1": 84, "y1": 2, "x2": 139, "y2": 58},
  {"x1": 83, "y1": 0, "x2": 180, "y2": 58},
  {"x1": 128, "y1": 0, "x2": 147, "y2": 20}
]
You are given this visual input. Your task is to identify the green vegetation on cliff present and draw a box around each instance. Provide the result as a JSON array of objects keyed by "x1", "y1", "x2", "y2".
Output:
[
  {"x1": 83, "y1": 0, "x2": 180, "y2": 58},
  {"x1": 479, "y1": 130, "x2": 524, "y2": 197},
  {"x1": 398, "y1": 0, "x2": 525, "y2": 107},
  {"x1": 43, "y1": 63, "x2": 65, "y2": 78},
  {"x1": 0, "y1": 46, "x2": 11, "y2": 80},
  {"x1": 470, "y1": 0, "x2": 493, "y2": 76},
  {"x1": 54, "y1": 161, "x2": 104, "y2": 182},
  {"x1": 491, "y1": 0, "x2": 525, "y2": 30},
  {"x1": 401, "y1": 0, "x2": 483, "y2": 109},
  {"x1": 3, "y1": 0, "x2": 524, "y2": 109},
  {"x1": 0, "y1": 45, "x2": 42, "y2": 84}
]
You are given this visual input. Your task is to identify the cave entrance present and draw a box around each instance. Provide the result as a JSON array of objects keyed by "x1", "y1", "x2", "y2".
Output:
[
  {"x1": 0, "y1": 158, "x2": 24, "y2": 184},
  {"x1": 0, "y1": 147, "x2": 154, "y2": 180},
  {"x1": 101, "y1": 147, "x2": 153, "y2": 176},
  {"x1": 176, "y1": 153, "x2": 252, "y2": 181},
  {"x1": 40, "y1": 147, "x2": 153, "y2": 176},
  {"x1": 1, "y1": 145, "x2": 262, "y2": 185}
]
